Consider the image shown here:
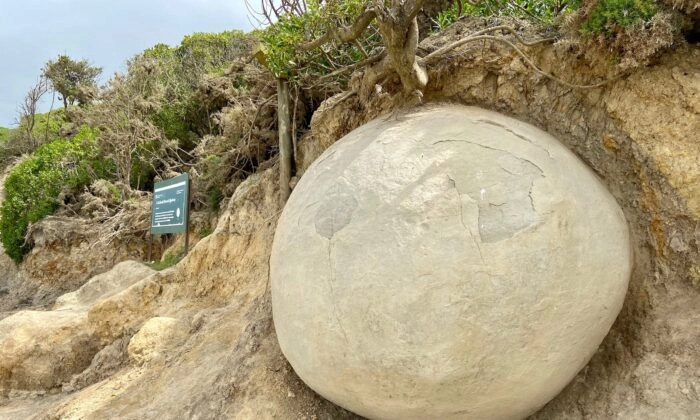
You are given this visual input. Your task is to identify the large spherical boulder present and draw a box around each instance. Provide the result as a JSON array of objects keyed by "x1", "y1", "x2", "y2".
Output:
[{"x1": 271, "y1": 105, "x2": 631, "y2": 420}]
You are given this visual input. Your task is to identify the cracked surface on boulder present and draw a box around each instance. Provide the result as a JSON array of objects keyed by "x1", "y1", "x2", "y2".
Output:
[{"x1": 271, "y1": 105, "x2": 632, "y2": 420}]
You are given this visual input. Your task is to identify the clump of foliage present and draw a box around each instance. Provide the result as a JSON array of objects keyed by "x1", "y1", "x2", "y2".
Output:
[
  {"x1": 580, "y1": 0, "x2": 658, "y2": 35},
  {"x1": 43, "y1": 55, "x2": 102, "y2": 110},
  {"x1": 148, "y1": 249, "x2": 184, "y2": 270},
  {"x1": 30, "y1": 109, "x2": 66, "y2": 140},
  {"x1": 0, "y1": 126, "x2": 112, "y2": 262},
  {"x1": 198, "y1": 154, "x2": 226, "y2": 212},
  {"x1": 0, "y1": 110, "x2": 67, "y2": 165},
  {"x1": 141, "y1": 31, "x2": 257, "y2": 145},
  {"x1": 0, "y1": 126, "x2": 15, "y2": 169},
  {"x1": 432, "y1": 0, "x2": 686, "y2": 71},
  {"x1": 434, "y1": 0, "x2": 663, "y2": 35},
  {"x1": 189, "y1": 57, "x2": 278, "y2": 214},
  {"x1": 89, "y1": 56, "x2": 170, "y2": 190},
  {"x1": 0, "y1": 29, "x2": 263, "y2": 264},
  {"x1": 20, "y1": 108, "x2": 66, "y2": 146},
  {"x1": 434, "y1": 0, "x2": 580, "y2": 30},
  {"x1": 0, "y1": 127, "x2": 12, "y2": 143},
  {"x1": 566, "y1": 0, "x2": 683, "y2": 70},
  {"x1": 90, "y1": 30, "x2": 257, "y2": 192},
  {"x1": 257, "y1": 0, "x2": 381, "y2": 88},
  {"x1": 177, "y1": 31, "x2": 253, "y2": 76}
]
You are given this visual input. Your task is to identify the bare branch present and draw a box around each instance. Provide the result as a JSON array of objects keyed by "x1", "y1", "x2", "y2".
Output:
[{"x1": 17, "y1": 76, "x2": 49, "y2": 148}]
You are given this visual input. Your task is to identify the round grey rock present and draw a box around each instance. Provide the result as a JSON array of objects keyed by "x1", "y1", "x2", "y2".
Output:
[{"x1": 271, "y1": 105, "x2": 631, "y2": 420}]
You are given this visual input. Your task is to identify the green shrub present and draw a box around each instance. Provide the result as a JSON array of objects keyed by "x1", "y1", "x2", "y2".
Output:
[
  {"x1": 206, "y1": 187, "x2": 223, "y2": 213},
  {"x1": 199, "y1": 226, "x2": 213, "y2": 238},
  {"x1": 0, "y1": 125, "x2": 111, "y2": 262},
  {"x1": 0, "y1": 109, "x2": 67, "y2": 163},
  {"x1": 141, "y1": 30, "x2": 256, "y2": 142},
  {"x1": 0, "y1": 127, "x2": 16, "y2": 163},
  {"x1": 129, "y1": 157, "x2": 157, "y2": 192},
  {"x1": 259, "y1": 0, "x2": 379, "y2": 82},
  {"x1": 581, "y1": 0, "x2": 658, "y2": 36},
  {"x1": 151, "y1": 104, "x2": 190, "y2": 146},
  {"x1": 434, "y1": 0, "x2": 580, "y2": 31},
  {"x1": 0, "y1": 127, "x2": 11, "y2": 143},
  {"x1": 177, "y1": 31, "x2": 252, "y2": 74},
  {"x1": 198, "y1": 154, "x2": 226, "y2": 212},
  {"x1": 32, "y1": 108, "x2": 66, "y2": 141}
]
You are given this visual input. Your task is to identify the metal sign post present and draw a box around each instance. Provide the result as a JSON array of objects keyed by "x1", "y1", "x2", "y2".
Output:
[
  {"x1": 150, "y1": 173, "x2": 191, "y2": 256},
  {"x1": 184, "y1": 177, "x2": 191, "y2": 256}
]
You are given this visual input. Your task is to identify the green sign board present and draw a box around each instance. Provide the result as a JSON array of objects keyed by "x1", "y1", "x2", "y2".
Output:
[{"x1": 151, "y1": 173, "x2": 190, "y2": 234}]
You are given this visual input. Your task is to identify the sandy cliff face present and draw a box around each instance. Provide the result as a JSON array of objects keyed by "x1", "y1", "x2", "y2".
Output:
[
  {"x1": 16, "y1": 169, "x2": 356, "y2": 420},
  {"x1": 0, "y1": 21, "x2": 698, "y2": 419},
  {"x1": 0, "y1": 165, "x2": 28, "y2": 319},
  {"x1": 0, "y1": 248, "x2": 22, "y2": 319}
]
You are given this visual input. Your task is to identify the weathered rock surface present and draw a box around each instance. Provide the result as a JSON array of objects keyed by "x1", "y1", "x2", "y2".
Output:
[
  {"x1": 0, "y1": 310, "x2": 96, "y2": 394},
  {"x1": 88, "y1": 275, "x2": 164, "y2": 346},
  {"x1": 0, "y1": 246, "x2": 21, "y2": 318},
  {"x1": 0, "y1": 261, "x2": 155, "y2": 396},
  {"x1": 272, "y1": 105, "x2": 632, "y2": 419},
  {"x1": 54, "y1": 261, "x2": 155, "y2": 310},
  {"x1": 127, "y1": 317, "x2": 188, "y2": 365}
]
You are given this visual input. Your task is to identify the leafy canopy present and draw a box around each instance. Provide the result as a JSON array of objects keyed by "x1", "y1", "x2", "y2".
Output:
[
  {"x1": 42, "y1": 55, "x2": 102, "y2": 109},
  {"x1": 258, "y1": 0, "x2": 379, "y2": 84}
]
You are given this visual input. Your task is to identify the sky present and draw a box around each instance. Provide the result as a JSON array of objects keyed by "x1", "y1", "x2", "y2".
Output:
[{"x1": 0, "y1": 0, "x2": 254, "y2": 127}]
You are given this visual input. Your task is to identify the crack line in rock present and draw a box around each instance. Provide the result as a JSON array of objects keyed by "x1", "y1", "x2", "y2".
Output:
[
  {"x1": 447, "y1": 174, "x2": 485, "y2": 263},
  {"x1": 473, "y1": 119, "x2": 554, "y2": 159},
  {"x1": 528, "y1": 182, "x2": 538, "y2": 214}
]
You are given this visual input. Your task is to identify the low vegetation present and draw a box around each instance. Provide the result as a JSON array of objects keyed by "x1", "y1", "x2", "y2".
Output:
[
  {"x1": 0, "y1": 127, "x2": 11, "y2": 142},
  {"x1": 148, "y1": 250, "x2": 184, "y2": 271}
]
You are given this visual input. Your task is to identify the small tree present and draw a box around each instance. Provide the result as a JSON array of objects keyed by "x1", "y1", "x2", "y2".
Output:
[
  {"x1": 42, "y1": 55, "x2": 102, "y2": 110},
  {"x1": 252, "y1": 0, "x2": 659, "y2": 104},
  {"x1": 253, "y1": 0, "x2": 448, "y2": 101},
  {"x1": 16, "y1": 77, "x2": 49, "y2": 149}
]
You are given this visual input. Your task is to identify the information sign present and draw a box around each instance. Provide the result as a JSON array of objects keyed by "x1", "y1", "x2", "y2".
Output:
[{"x1": 151, "y1": 173, "x2": 190, "y2": 235}]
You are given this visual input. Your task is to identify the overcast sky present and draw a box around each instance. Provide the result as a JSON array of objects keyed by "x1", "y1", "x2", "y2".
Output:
[{"x1": 0, "y1": 0, "x2": 254, "y2": 127}]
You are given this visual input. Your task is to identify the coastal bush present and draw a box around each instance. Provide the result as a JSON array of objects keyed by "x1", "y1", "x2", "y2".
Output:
[{"x1": 0, "y1": 126, "x2": 111, "y2": 262}]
